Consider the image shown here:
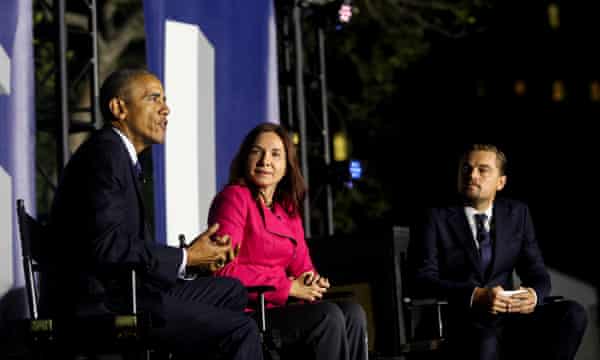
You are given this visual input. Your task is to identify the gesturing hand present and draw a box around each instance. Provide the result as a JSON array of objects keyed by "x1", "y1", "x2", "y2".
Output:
[
  {"x1": 288, "y1": 271, "x2": 330, "y2": 301},
  {"x1": 185, "y1": 223, "x2": 239, "y2": 272}
]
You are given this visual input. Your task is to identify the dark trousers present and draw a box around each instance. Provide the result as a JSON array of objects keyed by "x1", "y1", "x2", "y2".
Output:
[
  {"x1": 148, "y1": 276, "x2": 263, "y2": 360},
  {"x1": 447, "y1": 300, "x2": 588, "y2": 360},
  {"x1": 266, "y1": 300, "x2": 368, "y2": 360}
]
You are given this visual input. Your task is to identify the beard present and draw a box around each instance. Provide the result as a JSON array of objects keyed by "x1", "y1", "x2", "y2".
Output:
[{"x1": 461, "y1": 184, "x2": 483, "y2": 205}]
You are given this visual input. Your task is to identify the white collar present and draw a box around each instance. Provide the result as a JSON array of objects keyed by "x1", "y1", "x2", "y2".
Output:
[
  {"x1": 464, "y1": 203, "x2": 493, "y2": 246},
  {"x1": 111, "y1": 127, "x2": 138, "y2": 166},
  {"x1": 464, "y1": 204, "x2": 494, "y2": 231},
  {"x1": 464, "y1": 204, "x2": 493, "y2": 220}
]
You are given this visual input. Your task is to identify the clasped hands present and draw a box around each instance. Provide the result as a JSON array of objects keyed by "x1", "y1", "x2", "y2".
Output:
[
  {"x1": 185, "y1": 223, "x2": 239, "y2": 272},
  {"x1": 289, "y1": 271, "x2": 330, "y2": 302},
  {"x1": 474, "y1": 285, "x2": 537, "y2": 315}
]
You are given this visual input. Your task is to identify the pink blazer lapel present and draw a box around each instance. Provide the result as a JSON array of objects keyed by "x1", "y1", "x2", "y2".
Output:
[{"x1": 261, "y1": 203, "x2": 298, "y2": 244}]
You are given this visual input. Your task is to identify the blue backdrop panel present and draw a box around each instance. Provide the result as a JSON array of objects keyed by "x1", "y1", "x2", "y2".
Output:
[
  {"x1": 0, "y1": 0, "x2": 35, "y2": 317},
  {"x1": 144, "y1": 0, "x2": 277, "y2": 244}
]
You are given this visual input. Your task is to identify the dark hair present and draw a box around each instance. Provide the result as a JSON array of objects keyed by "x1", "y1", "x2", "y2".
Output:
[
  {"x1": 229, "y1": 123, "x2": 306, "y2": 216},
  {"x1": 99, "y1": 68, "x2": 153, "y2": 123},
  {"x1": 460, "y1": 143, "x2": 507, "y2": 175}
]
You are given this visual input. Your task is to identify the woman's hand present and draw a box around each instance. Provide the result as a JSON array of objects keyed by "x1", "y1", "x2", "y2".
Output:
[
  {"x1": 304, "y1": 272, "x2": 330, "y2": 289},
  {"x1": 288, "y1": 271, "x2": 329, "y2": 301}
]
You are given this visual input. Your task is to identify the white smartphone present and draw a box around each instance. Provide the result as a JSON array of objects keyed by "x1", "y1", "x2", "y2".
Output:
[{"x1": 500, "y1": 289, "x2": 527, "y2": 297}]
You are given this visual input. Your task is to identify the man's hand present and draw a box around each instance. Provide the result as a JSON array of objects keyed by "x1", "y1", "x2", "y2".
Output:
[
  {"x1": 507, "y1": 287, "x2": 537, "y2": 314},
  {"x1": 473, "y1": 286, "x2": 537, "y2": 315},
  {"x1": 185, "y1": 223, "x2": 239, "y2": 272},
  {"x1": 473, "y1": 286, "x2": 512, "y2": 314},
  {"x1": 288, "y1": 271, "x2": 329, "y2": 301}
]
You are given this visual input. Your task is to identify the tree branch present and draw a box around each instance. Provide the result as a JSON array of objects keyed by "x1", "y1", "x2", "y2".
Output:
[
  {"x1": 102, "y1": 1, "x2": 117, "y2": 39},
  {"x1": 396, "y1": 0, "x2": 466, "y2": 12},
  {"x1": 403, "y1": 10, "x2": 468, "y2": 38},
  {"x1": 98, "y1": 8, "x2": 145, "y2": 75},
  {"x1": 65, "y1": 12, "x2": 88, "y2": 29}
]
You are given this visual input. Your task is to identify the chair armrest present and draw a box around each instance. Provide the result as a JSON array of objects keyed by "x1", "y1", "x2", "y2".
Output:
[
  {"x1": 100, "y1": 263, "x2": 140, "y2": 315},
  {"x1": 246, "y1": 286, "x2": 275, "y2": 333},
  {"x1": 246, "y1": 285, "x2": 276, "y2": 294},
  {"x1": 404, "y1": 297, "x2": 448, "y2": 340},
  {"x1": 542, "y1": 295, "x2": 565, "y2": 305},
  {"x1": 405, "y1": 297, "x2": 448, "y2": 307}
]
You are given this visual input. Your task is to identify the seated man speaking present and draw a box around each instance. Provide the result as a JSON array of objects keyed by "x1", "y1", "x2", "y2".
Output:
[{"x1": 44, "y1": 68, "x2": 263, "y2": 360}]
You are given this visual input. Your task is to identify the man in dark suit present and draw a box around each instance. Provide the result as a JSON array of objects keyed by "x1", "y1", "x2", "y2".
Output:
[
  {"x1": 46, "y1": 68, "x2": 263, "y2": 360},
  {"x1": 411, "y1": 144, "x2": 587, "y2": 360}
]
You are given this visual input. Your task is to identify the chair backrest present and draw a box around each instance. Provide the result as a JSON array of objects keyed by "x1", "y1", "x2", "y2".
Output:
[
  {"x1": 391, "y1": 226, "x2": 447, "y2": 353},
  {"x1": 16, "y1": 199, "x2": 43, "y2": 320},
  {"x1": 390, "y1": 226, "x2": 411, "y2": 346}
]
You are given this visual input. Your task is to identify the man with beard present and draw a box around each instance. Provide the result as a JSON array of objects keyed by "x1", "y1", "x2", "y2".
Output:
[{"x1": 410, "y1": 144, "x2": 587, "y2": 360}]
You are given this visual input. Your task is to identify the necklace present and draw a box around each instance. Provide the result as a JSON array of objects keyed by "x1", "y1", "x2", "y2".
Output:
[{"x1": 258, "y1": 191, "x2": 273, "y2": 208}]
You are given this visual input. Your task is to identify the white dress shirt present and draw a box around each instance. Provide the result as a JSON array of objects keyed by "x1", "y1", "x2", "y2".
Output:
[{"x1": 464, "y1": 205, "x2": 493, "y2": 250}]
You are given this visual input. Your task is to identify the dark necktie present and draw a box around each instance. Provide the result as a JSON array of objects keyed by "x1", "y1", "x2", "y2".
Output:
[
  {"x1": 474, "y1": 214, "x2": 492, "y2": 274},
  {"x1": 134, "y1": 161, "x2": 144, "y2": 183}
]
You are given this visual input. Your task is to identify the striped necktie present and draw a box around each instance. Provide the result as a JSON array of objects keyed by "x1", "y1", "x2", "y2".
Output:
[{"x1": 474, "y1": 213, "x2": 492, "y2": 274}]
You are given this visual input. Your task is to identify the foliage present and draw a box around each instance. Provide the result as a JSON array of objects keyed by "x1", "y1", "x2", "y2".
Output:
[
  {"x1": 333, "y1": 176, "x2": 390, "y2": 234},
  {"x1": 34, "y1": 0, "x2": 146, "y2": 215}
]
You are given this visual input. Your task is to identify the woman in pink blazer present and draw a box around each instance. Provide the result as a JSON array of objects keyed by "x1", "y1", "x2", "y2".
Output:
[{"x1": 210, "y1": 123, "x2": 367, "y2": 360}]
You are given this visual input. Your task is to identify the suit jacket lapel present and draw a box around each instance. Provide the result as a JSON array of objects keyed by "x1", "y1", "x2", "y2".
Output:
[
  {"x1": 105, "y1": 127, "x2": 148, "y2": 240},
  {"x1": 130, "y1": 160, "x2": 152, "y2": 242},
  {"x1": 130, "y1": 163, "x2": 145, "y2": 207},
  {"x1": 447, "y1": 207, "x2": 482, "y2": 277},
  {"x1": 490, "y1": 201, "x2": 508, "y2": 277},
  {"x1": 107, "y1": 128, "x2": 147, "y2": 223}
]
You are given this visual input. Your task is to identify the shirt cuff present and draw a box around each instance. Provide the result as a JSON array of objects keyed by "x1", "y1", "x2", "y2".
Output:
[
  {"x1": 178, "y1": 248, "x2": 196, "y2": 280},
  {"x1": 469, "y1": 287, "x2": 477, "y2": 307}
]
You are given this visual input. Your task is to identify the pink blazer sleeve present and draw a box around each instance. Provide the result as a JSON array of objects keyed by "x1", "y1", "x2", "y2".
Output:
[
  {"x1": 286, "y1": 217, "x2": 315, "y2": 278},
  {"x1": 207, "y1": 186, "x2": 246, "y2": 249},
  {"x1": 209, "y1": 185, "x2": 304, "y2": 306}
]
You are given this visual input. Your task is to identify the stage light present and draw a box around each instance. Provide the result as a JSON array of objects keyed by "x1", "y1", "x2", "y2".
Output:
[
  {"x1": 338, "y1": 3, "x2": 352, "y2": 23},
  {"x1": 547, "y1": 4, "x2": 560, "y2": 30},
  {"x1": 328, "y1": 158, "x2": 362, "y2": 189},
  {"x1": 349, "y1": 159, "x2": 362, "y2": 180},
  {"x1": 292, "y1": 131, "x2": 300, "y2": 145},
  {"x1": 302, "y1": 0, "x2": 354, "y2": 27},
  {"x1": 333, "y1": 132, "x2": 349, "y2": 161}
]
